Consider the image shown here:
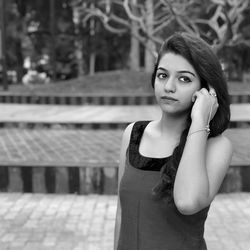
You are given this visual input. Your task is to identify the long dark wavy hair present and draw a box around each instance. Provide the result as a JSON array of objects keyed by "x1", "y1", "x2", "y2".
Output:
[{"x1": 151, "y1": 32, "x2": 231, "y2": 201}]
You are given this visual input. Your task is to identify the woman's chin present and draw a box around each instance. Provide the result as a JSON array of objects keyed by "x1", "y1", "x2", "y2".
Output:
[{"x1": 160, "y1": 106, "x2": 190, "y2": 118}]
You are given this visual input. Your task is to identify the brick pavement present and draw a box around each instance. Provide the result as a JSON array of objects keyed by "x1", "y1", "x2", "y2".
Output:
[
  {"x1": 0, "y1": 128, "x2": 249, "y2": 167},
  {"x1": 0, "y1": 192, "x2": 249, "y2": 250},
  {"x1": 0, "y1": 129, "x2": 121, "y2": 167},
  {"x1": 0, "y1": 193, "x2": 116, "y2": 250}
]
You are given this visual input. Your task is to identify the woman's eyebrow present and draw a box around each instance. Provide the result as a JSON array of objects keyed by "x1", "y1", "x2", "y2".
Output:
[
  {"x1": 157, "y1": 67, "x2": 167, "y2": 72},
  {"x1": 157, "y1": 67, "x2": 196, "y2": 77},
  {"x1": 177, "y1": 70, "x2": 196, "y2": 77}
]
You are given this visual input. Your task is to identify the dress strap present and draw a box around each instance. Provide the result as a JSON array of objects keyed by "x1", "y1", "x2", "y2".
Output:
[
  {"x1": 128, "y1": 121, "x2": 170, "y2": 171},
  {"x1": 128, "y1": 121, "x2": 151, "y2": 168},
  {"x1": 130, "y1": 121, "x2": 151, "y2": 146}
]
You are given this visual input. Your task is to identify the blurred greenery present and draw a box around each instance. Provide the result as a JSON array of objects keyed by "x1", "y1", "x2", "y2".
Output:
[
  {"x1": 4, "y1": 70, "x2": 250, "y2": 95},
  {"x1": 0, "y1": 0, "x2": 250, "y2": 86}
]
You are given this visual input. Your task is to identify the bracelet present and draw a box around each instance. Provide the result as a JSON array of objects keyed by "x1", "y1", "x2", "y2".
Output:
[
  {"x1": 188, "y1": 100, "x2": 214, "y2": 138},
  {"x1": 187, "y1": 125, "x2": 210, "y2": 138}
]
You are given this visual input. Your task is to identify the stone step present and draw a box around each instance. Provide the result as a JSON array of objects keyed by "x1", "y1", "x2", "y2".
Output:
[
  {"x1": 0, "y1": 165, "x2": 118, "y2": 195},
  {"x1": 1, "y1": 121, "x2": 250, "y2": 129},
  {"x1": 0, "y1": 164, "x2": 249, "y2": 195},
  {"x1": 0, "y1": 92, "x2": 249, "y2": 105},
  {"x1": 0, "y1": 104, "x2": 249, "y2": 129},
  {"x1": 0, "y1": 128, "x2": 249, "y2": 195}
]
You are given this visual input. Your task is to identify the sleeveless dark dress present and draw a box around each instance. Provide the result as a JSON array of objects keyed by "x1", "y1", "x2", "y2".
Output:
[{"x1": 117, "y1": 121, "x2": 210, "y2": 250}]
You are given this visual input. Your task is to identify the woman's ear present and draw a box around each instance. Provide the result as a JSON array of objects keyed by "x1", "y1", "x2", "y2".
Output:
[{"x1": 191, "y1": 92, "x2": 197, "y2": 103}]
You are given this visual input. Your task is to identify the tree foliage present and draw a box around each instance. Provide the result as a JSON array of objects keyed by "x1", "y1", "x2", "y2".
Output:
[
  {"x1": 78, "y1": 0, "x2": 250, "y2": 50},
  {"x1": 76, "y1": 0, "x2": 250, "y2": 75},
  {"x1": 1, "y1": 0, "x2": 250, "y2": 82},
  {"x1": 3, "y1": 0, "x2": 78, "y2": 81}
]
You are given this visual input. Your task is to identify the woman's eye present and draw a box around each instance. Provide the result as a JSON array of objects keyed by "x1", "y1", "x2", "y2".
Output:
[
  {"x1": 157, "y1": 73, "x2": 168, "y2": 79},
  {"x1": 179, "y1": 76, "x2": 191, "y2": 83}
]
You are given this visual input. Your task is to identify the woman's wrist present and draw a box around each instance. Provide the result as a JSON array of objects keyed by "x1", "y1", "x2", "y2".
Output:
[
  {"x1": 187, "y1": 126, "x2": 210, "y2": 138},
  {"x1": 188, "y1": 119, "x2": 210, "y2": 138},
  {"x1": 190, "y1": 118, "x2": 208, "y2": 129}
]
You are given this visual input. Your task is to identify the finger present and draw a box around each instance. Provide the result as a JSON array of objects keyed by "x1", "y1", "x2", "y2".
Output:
[
  {"x1": 199, "y1": 88, "x2": 209, "y2": 95},
  {"x1": 209, "y1": 91, "x2": 217, "y2": 98},
  {"x1": 208, "y1": 86, "x2": 217, "y2": 97}
]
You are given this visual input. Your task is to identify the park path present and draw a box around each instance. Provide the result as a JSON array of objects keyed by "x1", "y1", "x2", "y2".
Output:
[{"x1": 0, "y1": 192, "x2": 250, "y2": 250}]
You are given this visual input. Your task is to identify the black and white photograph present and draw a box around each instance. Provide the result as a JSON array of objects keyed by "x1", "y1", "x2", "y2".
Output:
[{"x1": 0, "y1": 0, "x2": 250, "y2": 249}]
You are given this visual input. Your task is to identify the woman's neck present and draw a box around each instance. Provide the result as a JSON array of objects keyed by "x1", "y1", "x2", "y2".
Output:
[{"x1": 157, "y1": 112, "x2": 188, "y2": 138}]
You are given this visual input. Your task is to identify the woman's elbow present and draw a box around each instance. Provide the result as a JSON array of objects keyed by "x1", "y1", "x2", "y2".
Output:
[{"x1": 174, "y1": 198, "x2": 205, "y2": 215}]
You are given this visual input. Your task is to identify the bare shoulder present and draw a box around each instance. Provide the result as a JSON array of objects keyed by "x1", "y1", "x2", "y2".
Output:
[
  {"x1": 121, "y1": 122, "x2": 135, "y2": 144},
  {"x1": 124, "y1": 122, "x2": 135, "y2": 135},
  {"x1": 119, "y1": 122, "x2": 136, "y2": 160},
  {"x1": 118, "y1": 122, "x2": 135, "y2": 183}
]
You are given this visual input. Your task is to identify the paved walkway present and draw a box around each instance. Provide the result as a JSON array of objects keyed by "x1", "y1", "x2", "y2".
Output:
[
  {"x1": 0, "y1": 192, "x2": 249, "y2": 250},
  {"x1": 0, "y1": 129, "x2": 121, "y2": 167},
  {"x1": 0, "y1": 104, "x2": 249, "y2": 123},
  {"x1": 0, "y1": 128, "x2": 249, "y2": 168}
]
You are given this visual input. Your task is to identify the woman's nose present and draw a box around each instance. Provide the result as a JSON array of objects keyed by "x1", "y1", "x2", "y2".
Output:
[{"x1": 164, "y1": 77, "x2": 176, "y2": 92}]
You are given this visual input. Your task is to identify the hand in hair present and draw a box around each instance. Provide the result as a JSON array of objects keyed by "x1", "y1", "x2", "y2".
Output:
[{"x1": 191, "y1": 87, "x2": 219, "y2": 125}]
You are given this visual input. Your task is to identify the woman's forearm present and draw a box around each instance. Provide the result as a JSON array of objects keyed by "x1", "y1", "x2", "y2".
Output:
[{"x1": 173, "y1": 120, "x2": 210, "y2": 214}]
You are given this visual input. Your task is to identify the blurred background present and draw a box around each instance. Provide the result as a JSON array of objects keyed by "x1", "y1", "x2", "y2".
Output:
[
  {"x1": 0, "y1": 1, "x2": 250, "y2": 249},
  {"x1": 0, "y1": 0, "x2": 250, "y2": 91}
]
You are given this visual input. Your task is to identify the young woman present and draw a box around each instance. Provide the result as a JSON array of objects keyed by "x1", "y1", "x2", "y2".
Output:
[{"x1": 114, "y1": 32, "x2": 233, "y2": 250}]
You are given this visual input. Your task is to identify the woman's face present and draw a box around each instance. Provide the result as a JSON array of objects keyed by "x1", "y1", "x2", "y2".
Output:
[{"x1": 154, "y1": 52, "x2": 201, "y2": 116}]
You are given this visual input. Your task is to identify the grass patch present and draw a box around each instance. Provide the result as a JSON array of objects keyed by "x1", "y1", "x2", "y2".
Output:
[{"x1": 1, "y1": 70, "x2": 250, "y2": 95}]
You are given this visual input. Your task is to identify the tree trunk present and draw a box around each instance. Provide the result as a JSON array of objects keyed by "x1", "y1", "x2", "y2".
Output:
[
  {"x1": 89, "y1": 52, "x2": 96, "y2": 75},
  {"x1": 129, "y1": 21, "x2": 140, "y2": 71},
  {"x1": 129, "y1": 0, "x2": 140, "y2": 71},
  {"x1": 75, "y1": 39, "x2": 85, "y2": 78},
  {"x1": 144, "y1": 0, "x2": 155, "y2": 72},
  {"x1": 16, "y1": 34, "x2": 23, "y2": 83},
  {"x1": 72, "y1": 5, "x2": 85, "y2": 79},
  {"x1": 145, "y1": 41, "x2": 155, "y2": 72},
  {"x1": 89, "y1": 3, "x2": 96, "y2": 75}
]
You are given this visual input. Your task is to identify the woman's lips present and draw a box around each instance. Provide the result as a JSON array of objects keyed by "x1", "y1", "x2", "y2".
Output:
[{"x1": 161, "y1": 96, "x2": 178, "y2": 101}]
